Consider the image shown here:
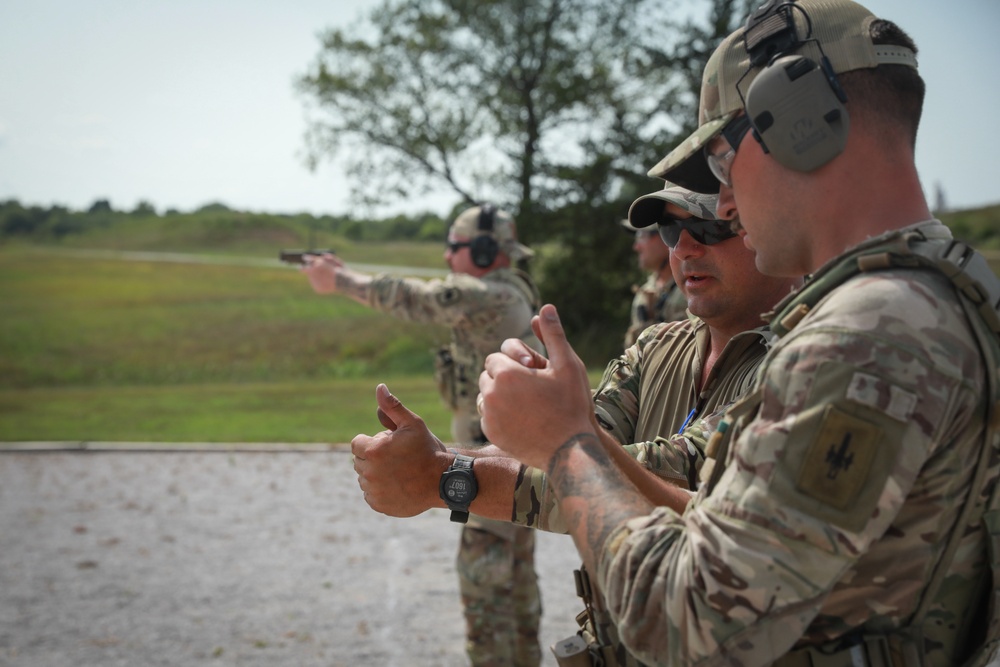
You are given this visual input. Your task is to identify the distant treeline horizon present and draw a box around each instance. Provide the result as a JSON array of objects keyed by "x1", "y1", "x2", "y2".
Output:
[
  {"x1": 0, "y1": 197, "x2": 456, "y2": 246},
  {"x1": 4, "y1": 196, "x2": 999, "y2": 248}
]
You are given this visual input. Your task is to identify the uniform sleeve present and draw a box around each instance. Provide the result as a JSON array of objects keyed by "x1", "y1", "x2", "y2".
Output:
[
  {"x1": 594, "y1": 325, "x2": 666, "y2": 445},
  {"x1": 511, "y1": 464, "x2": 563, "y2": 532},
  {"x1": 596, "y1": 273, "x2": 983, "y2": 666},
  {"x1": 622, "y1": 408, "x2": 722, "y2": 490},
  {"x1": 368, "y1": 272, "x2": 506, "y2": 330}
]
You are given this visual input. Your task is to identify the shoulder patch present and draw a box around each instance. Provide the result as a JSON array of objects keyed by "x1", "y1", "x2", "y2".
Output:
[
  {"x1": 796, "y1": 404, "x2": 882, "y2": 511},
  {"x1": 766, "y1": 360, "x2": 910, "y2": 533},
  {"x1": 437, "y1": 287, "x2": 462, "y2": 306}
]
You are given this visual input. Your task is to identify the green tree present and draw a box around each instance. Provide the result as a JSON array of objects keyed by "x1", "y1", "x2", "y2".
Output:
[
  {"x1": 0, "y1": 200, "x2": 46, "y2": 237},
  {"x1": 535, "y1": 0, "x2": 753, "y2": 361},
  {"x1": 297, "y1": 0, "x2": 752, "y2": 362},
  {"x1": 299, "y1": 0, "x2": 664, "y2": 231},
  {"x1": 87, "y1": 199, "x2": 113, "y2": 214},
  {"x1": 131, "y1": 200, "x2": 158, "y2": 217}
]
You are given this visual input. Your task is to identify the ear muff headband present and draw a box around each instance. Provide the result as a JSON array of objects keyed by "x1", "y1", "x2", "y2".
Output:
[
  {"x1": 470, "y1": 204, "x2": 500, "y2": 268},
  {"x1": 740, "y1": 0, "x2": 850, "y2": 173}
]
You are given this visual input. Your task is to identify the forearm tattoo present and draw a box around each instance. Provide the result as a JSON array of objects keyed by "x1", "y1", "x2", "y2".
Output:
[{"x1": 548, "y1": 433, "x2": 652, "y2": 566}]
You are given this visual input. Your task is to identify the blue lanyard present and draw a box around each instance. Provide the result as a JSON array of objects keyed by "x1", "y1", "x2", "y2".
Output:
[{"x1": 679, "y1": 407, "x2": 697, "y2": 433}]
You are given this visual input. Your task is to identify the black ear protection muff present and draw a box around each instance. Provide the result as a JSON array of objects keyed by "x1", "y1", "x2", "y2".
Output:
[
  {"x1": 469, "y1": 204, "x2": 500, "y2": 268},
  {"x1": 740, "y1": 0, "x2": 849, "y2": 173}
]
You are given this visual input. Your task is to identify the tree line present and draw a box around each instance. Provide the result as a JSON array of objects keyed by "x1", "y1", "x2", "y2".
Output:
[{"x1": 0, "y1": 198, "x2": 451, "y2": 244}]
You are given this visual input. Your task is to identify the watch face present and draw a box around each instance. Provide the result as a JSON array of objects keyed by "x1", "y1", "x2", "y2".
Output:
[{"x1": 444, "y1": 475, "x2": 474, "y2": 503}]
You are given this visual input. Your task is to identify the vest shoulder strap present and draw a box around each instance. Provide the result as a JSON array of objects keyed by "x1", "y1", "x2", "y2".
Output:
[{"x1": 768, "y1": 231, "x2": 1000, "y2": 340}]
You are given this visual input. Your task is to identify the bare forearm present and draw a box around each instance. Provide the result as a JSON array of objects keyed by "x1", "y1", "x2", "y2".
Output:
[
  {"x1": 452, "y1": 448, "x2": 524, "y2": 522},
  {"x1": 548, "y1": 433, "x2": 654, "y2": 574},
  {"x1": 597, "y1": 428, "x2": 692, "y2": 514}
]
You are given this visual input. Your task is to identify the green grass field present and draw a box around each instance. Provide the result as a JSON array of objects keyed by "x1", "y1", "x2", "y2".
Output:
[
  {"x1": 0, "y1": 247, "x2": 455, "y2": 443},
  {"x1": 4, "y1": 234, "x2": 998, "y2": 445}
]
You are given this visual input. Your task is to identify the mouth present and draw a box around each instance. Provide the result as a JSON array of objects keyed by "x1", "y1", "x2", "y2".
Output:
[
  {"x1": 680, "y1": 262, "x2": 715, "y2": 288},
  {"x1": 683, "y1": 273, "x2": 713, "y2": 288}
]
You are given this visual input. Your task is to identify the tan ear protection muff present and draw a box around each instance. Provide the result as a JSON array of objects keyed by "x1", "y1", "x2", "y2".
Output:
[
  {"x1": 469, "y1": 204, "x2": 500, "y2": 268},
  {"x1": 740, "y1": 0, "x2": 850, "y2": 173}
]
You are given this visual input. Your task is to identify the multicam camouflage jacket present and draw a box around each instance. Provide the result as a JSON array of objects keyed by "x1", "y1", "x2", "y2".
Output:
[
  {"x1": 596, "y1": 220, "x2": 997, "y2": 666},
  {"x1": 512, "y1": 316, "x2": 772, "y2": 533},
  {"x1": 624, "y1": 273, "x2": 689, "y2": 348},
  {"x1": 369, "y1": 267, "x2": 541, "y2": 445}
]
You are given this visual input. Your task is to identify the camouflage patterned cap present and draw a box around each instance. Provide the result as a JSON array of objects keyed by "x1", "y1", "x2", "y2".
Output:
[
  {"x1": 627, "y1": 183, "x2": 720, "y2": 229},
  {"x1": 648, "y1": 0, "x2": 918, "y2": 193},
  {"x1": 450, "y1": 205, "x2": 534, "y2": 261}
]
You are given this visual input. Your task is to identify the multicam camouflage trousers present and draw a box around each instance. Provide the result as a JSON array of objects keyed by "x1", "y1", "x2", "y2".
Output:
[{"x1": 457, "y1": 520, "x2": 541, "y2": 667}]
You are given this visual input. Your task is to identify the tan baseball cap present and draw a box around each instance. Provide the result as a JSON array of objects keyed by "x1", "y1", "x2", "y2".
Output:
[
  {"x1": 450, "y1": 205, "x2": 534, "y2": 261},
  {"x1": 648, "y1": 0, "x2": 918, "y2": 192},
  {"x1": 627, "y1": 183, "x2": 720, "y2": 229}
]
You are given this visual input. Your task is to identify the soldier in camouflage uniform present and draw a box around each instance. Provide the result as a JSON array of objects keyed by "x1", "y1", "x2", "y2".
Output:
[
  {"x1": 349, "y1": 187, "x2": 800, "y2": 666},
  {"x1": 304, "y1": 204, "x2": 544, "y2": 667},
  {"x1": 477, "y1": 1, "x2": 1000, "y2": 665}
]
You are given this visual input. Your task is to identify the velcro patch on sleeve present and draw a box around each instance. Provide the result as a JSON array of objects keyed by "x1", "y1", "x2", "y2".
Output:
[
  {"x1": 767, "y1": 360, "x2": 909, "y2": 533},
  {"x1": 796, "y1": 405, "x2": 882, "y2": 511},
  {"x1": 436, "y1": 286, "x2": 462, "y2": 306},
  {"x1": 845, "y1": 371, "x2": 917, "y2": 422}
]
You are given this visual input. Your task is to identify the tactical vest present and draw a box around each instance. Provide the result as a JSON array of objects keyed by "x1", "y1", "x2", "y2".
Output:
[{"x1": 697, "y1": 228, "x2": 1000, "y2": 667}]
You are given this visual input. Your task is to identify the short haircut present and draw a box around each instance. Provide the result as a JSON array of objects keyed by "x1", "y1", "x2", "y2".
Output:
[{"x1": 838, "y1": 19, "x2": 925, "y2": 148}]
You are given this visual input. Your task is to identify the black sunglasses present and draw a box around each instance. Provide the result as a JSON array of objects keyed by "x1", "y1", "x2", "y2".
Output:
[
  {"x1": 446, "y1": 241, "x2": 472, "y2": 252},
  {"x1": 656, "y1": 216, "x2": 737, "y2": 247}
]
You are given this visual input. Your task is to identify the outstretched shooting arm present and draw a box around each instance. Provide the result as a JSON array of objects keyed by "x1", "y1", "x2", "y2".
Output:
[{"x1": 300, "y1": 252, "x2": 372, "y2": 307}]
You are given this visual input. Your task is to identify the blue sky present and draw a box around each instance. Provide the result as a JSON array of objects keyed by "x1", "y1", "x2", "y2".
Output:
[{"x1": 1, "y1": 0, "x2": 997, "y2": 217}]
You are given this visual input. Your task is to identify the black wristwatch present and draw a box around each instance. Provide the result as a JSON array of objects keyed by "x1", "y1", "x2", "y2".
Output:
[{"x1": 439, "y1": 452, "x2": 478, "y2": 524}]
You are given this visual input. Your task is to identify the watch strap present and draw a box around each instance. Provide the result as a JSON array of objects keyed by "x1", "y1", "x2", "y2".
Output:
[
  {"x1": 449, "y1": 452, "x2": 474, "y2": 472},
  {"x1": 441, "y1": 452, "x2": 476, "y2": 523}
]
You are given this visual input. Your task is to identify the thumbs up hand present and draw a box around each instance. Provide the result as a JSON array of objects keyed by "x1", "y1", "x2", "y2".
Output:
[
  {"x1": 351, "y1": 384, "x2": 449, "y2": 517},
  {"x1": 479, "y1": 304, "x2": 598, "y2": 471}
]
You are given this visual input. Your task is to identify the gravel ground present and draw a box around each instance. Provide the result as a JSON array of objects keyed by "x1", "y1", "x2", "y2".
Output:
[{"x1": 0, "y1": 448, "x2": 582, "y2": 667}]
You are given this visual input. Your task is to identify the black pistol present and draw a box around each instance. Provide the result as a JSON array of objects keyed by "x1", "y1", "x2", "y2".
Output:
[{"x1": 279, "y1": 249, "x2": 335, "y2": 265}]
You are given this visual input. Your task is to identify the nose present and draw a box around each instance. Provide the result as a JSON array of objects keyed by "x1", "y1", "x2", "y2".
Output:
[
  {"x1": 672, "y1": 229, "x2": 706, "y2": 260},
  {"x1": 715, "y1": 184, "x2": 738, "y2": 222}
]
